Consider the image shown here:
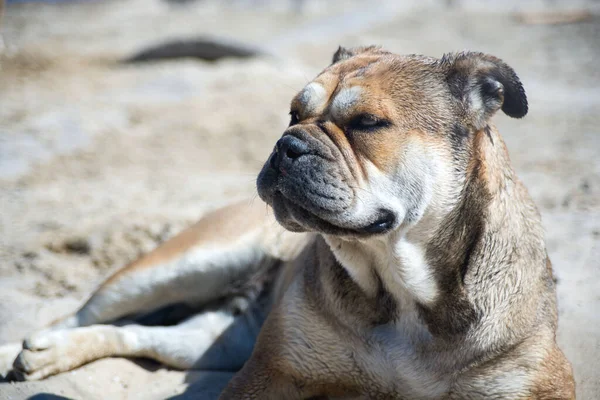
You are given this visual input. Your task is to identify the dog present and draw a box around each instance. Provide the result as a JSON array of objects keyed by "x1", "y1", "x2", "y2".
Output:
[{"x1": 0, "y1": 47, "x2": 574, "y2": 399}]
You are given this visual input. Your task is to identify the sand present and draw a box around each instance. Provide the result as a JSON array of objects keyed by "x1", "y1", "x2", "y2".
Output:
[{"x1": 0, "y1": 0, "x2": 599, "y2": 398}]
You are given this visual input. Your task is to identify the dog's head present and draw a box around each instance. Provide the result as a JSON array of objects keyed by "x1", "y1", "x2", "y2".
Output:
[{"x1": 257, "y1": 47, "x2": 527, "y2": 237}]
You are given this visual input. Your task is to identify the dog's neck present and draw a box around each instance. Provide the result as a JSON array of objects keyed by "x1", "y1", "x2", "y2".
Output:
[
  {"x1": 323, "y1": 125, "x2": 513, "y2": 317},
  {"x1": 324, "y1": 225, "x2": 440, "y2": 315}
]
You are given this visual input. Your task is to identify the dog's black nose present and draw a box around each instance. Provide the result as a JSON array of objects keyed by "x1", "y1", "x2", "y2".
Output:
[{"x1": 270, "y1": 135, "x2": 310, "y2": 170}]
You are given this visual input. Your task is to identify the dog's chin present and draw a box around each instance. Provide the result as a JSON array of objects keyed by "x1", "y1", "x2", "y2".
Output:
[{"x1": 270, "y1": 191, "x2": 396, "y2": 237}]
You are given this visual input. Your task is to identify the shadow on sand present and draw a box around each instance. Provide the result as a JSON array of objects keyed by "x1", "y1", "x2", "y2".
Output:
[
  {"x1": 164, "y1": 296, "x2": 269, "y2": 400},
  {"x1": 27, "y1": 394, "x2": 74, "y2": 400}
]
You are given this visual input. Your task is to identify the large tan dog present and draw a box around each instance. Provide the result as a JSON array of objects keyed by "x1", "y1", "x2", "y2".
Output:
[{"x1": 0, "y1": 47, "x2": 574, "y2": 399}]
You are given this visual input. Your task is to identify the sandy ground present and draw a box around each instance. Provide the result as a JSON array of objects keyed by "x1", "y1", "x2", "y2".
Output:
[{"x1": 0, "y1": 0, "x2": 599, "y2": 398}]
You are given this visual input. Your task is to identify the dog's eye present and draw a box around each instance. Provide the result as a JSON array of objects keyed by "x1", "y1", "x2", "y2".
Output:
[
  {"x1": 349, "y1": 114, "x2": 390, "y2": 131},
  {"x1": 358, "y1": 115, "x2": 379, "y2": 127},
  {"x1": 289, "y1": 111, "x2": 300, "y2": 126}
]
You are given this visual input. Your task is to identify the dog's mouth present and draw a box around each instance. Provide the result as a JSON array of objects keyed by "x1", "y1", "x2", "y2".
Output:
[
  {"x1": 361, "y1": 211, "x2": 396, "y2": 234},
  {"x1": 272, "y1": 190, "x2": 396, "y2": 236}
]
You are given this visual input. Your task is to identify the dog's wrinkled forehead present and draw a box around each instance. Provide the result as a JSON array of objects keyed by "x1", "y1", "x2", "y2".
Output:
[
  {"x1": 294, "y1": 51, "x2": 391, "y2": 115},
  {"x1": 290, "y1": 46, "x2": 528, "y2": 150},
  {"x1": 291, "y1": 48, "x2": 451, "y2": 131}
]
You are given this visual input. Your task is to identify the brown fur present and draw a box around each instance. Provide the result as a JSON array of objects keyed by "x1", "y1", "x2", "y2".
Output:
[{"x1": 532, "y1": 345, "x2": 576, "y2": 399}]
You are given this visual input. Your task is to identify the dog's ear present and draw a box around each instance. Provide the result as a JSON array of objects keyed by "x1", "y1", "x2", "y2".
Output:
[
  {"x1": 332, "y1": 46, "x2": 355, "y2": 63},
  {"x1": 331, "y1": 45, "x2": 382, "y2": 64},
  {"x1": 441, "y1": 52, "x2": 528, "y2": 129}
]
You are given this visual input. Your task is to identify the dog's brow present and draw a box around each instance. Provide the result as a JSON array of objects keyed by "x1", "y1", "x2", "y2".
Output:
[
  {"x1": 330, "y1": 86, "x2": 362, "y2": 119},
  {"x1": 297, "y1": 82, "x2": 327, "y2": 114}
]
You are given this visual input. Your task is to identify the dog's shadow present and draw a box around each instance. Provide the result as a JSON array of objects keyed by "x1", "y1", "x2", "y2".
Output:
[
  {"x1": 166, "y1": 371, "x2": 235, "y2": 400},
  {"x1": 140, "y1": 300, "x2": 267, "y2": 400}
]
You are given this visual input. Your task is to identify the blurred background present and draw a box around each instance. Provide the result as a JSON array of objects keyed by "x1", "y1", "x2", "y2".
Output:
[{"x1": 0, "y1": 0, "x2": 599, "y2": 399}]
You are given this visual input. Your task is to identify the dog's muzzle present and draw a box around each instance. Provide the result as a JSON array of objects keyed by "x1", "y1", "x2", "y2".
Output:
[{"x1": 257, "y1": 129, "x2": 395, "y2": 235}]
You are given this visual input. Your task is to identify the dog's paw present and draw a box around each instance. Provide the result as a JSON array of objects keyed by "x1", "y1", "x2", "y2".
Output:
[
  {"x1": 12, "y1": 330, "x2": 81, "y2": 381},
  {"x1": 0, "y1": 342, "x2": 22, "y2": 379}
]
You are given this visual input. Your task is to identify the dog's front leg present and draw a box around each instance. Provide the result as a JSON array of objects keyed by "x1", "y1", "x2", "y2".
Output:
[{"x1": 11, "y1": 309, "x2": 239, "y2": 381}]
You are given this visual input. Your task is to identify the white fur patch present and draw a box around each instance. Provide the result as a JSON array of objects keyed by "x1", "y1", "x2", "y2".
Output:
[
  {"x1": 331, "y1": 86, "x2": 362, "y2": 119},
  {"x1": 324, "y1": 236, "x2": 378, "y2": 296},
  {"x1": 298, "y1": 82, "x2": 327, "y2": 114},
  {"x1": 361, "y1": 162, "x2": 410, "y2": 224},
  {"x1": 392, "y1": 238, "x2": 438, "y2": 304},
  {"x1": 326, "y1": 234, "x2": 438, "y2": 308}
]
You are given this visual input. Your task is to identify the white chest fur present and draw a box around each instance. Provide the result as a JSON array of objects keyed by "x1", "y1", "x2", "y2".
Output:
[
  {"x1": 325, "y1": 235, "x2": 438, "y2": 308},
  {"x1": 322, "y1": 235, "x2": 447, "y2": 397}
]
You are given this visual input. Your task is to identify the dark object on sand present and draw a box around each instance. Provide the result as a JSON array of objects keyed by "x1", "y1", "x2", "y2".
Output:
[
  {"x1": 514, "y1": 10, "x2": 593, "y2": 25},
  {"x1": 123, "y1": 38, "x2": 262, "y2": 63}
]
